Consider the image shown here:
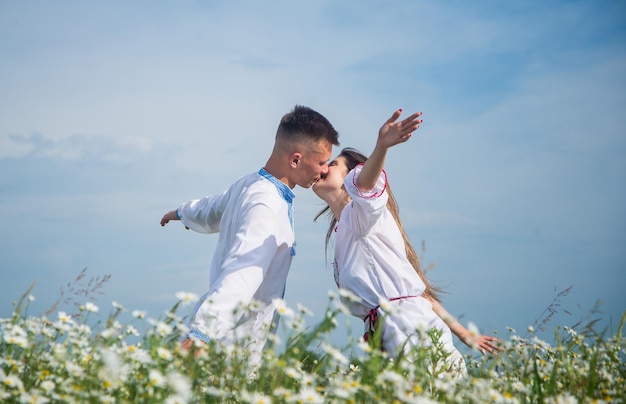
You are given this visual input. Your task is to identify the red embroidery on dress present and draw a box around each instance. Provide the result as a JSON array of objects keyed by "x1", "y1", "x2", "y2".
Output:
[
  {"x1": 363, "y1": 295, "x2": 417, "y2": 343},
  {"x1": 351, "y1": 164, "x2": 387, "y2": 199}
]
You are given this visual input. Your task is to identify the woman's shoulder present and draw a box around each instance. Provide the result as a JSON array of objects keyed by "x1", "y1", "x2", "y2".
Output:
[{"x1": 345, "y1": 165, "x2": 388, "y2": 200}]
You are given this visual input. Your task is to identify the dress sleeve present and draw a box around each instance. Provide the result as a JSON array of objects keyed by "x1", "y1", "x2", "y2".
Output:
[
  {"x1": 343, "y1": 164, "x2": 389, "y2": 234},
  {"x1": 344, "y1": 164, "x2": 388, "y2": 210}
]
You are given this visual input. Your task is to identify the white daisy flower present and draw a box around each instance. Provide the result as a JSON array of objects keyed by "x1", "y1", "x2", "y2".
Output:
[
  {"x1": 175, "y1": 291, "x2": 199, "y2": 306},
  {"x1": 272, "y1": 298, "x2": 294, "y2": 317},
  {"x1": 466, "y1": 322, "x2": 480, "y2": 350},
  {"x1": 148, "y1": 369, "x2": 166, "y2": 387},
  {"x1": 296, "y1": 387, "x2": 323, "y2": 404},
  {"x1": 338, "y1": 288, "x2": 362, "y2": 303},
  {"x1": 167, "y1": 371, "x2": 191, "y2": 401},
  {"x1": 322, "y1": 343, "x2": 349, "y2": 365},
  {"x1": 157, "y1": 347, "x2": 172, "y2": 361},
  {"x1": 58, "y1": 311, "x2": 72, "y2": 323}
]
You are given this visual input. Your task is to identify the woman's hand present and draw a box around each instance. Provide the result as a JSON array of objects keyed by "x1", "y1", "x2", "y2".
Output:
[
  {"x1": 459, "y1": 332, "x2": 502, "y2": 354},
  {"x1": 357, "y1": 109, "x2": 423, "y2": 191},
  {"x1": 377, "y1": 109, "x2": 422, "y2": 150},
  {"x1": 474, "y1": 334, "x2": 503, "y2": 354}
]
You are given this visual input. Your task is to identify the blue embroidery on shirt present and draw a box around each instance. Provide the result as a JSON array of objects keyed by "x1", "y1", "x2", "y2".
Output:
[
  {"x1": 258, "y1": 168, "x2": 295, "y2": 205},
  {"x1": 259, "y1": 168, "x2": 297, "y2": 256},
  {"x1": 187, "y1": 330, "x2": 211, "y2": 344}
]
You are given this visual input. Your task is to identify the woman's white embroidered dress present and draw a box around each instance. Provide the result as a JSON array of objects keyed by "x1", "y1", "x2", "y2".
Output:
[{"x1": 334, "y1": 164, "x2": 462, "y2": 365}]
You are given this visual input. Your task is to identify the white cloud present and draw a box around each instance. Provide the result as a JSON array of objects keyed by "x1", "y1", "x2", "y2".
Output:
[
  {"x1": 0, "y1": 132, "x2": 154, "y2": 162},
  {"x1": 0, "y1": 134, "x2": 33, "y2": 158}
]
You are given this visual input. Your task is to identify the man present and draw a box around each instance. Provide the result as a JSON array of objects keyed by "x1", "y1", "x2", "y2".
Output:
[{"x1": 160, "y1": 105, "x2": 339, "y2": 364}]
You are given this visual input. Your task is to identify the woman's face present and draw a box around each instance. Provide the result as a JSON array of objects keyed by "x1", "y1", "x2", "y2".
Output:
[{"x1": 312, "y1": 155, "x2": 349, "y2": 200}]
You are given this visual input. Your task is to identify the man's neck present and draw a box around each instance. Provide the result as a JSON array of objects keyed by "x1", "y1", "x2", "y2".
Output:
[{"x1": 263, "y1": 158, "x2": 294, "y2": 189}]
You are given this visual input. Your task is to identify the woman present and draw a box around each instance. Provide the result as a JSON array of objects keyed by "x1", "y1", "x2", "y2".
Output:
[{"x1": 312, "y1": 109, "x2": 499, "y2": 375}]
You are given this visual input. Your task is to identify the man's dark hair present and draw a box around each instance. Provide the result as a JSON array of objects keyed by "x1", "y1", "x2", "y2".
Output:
[{"x1": 276, "y1": 105, "x2": 340, "y2": 146}]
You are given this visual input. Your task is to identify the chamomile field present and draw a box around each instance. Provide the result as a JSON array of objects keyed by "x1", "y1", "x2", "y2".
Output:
[{"x1": 1, "y1": 271, "x2": 624, "y2": 404}]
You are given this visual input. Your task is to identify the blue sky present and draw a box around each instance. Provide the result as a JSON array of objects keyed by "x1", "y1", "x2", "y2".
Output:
[{"x1": 1, "y1": 1, "x2": 624, "y2": 350}]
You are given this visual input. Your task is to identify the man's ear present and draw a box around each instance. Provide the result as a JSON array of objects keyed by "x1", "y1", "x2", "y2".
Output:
[{"x1": 290, "y1": 152, "x2": 302, "y2": 168}]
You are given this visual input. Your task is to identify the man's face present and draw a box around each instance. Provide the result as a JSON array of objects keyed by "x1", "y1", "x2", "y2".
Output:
[
  {"x1": 294, "y1": 139, "x2": 333, "y2": 188},
  {"x1": 312, "y1": 155, "x2": 348, "y2": 199}
]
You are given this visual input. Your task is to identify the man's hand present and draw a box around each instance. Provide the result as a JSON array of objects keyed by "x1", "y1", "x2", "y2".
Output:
[
  {"x1": 160, "y1": 210, "x2": 179, "y2": 226},
  {"x1": 181, "y1": 337, "x2": 206, "y2": 358},
  {"x1": 161, "y1": 210, "x2": 189, "y2": 229}
]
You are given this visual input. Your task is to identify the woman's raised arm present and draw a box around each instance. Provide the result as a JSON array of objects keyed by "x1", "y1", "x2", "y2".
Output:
[{"x1": 356, "y1": 109, "x2": 422, "y2": 191}]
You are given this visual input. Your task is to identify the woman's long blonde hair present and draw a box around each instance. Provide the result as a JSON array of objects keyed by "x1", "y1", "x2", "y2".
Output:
[{"x1": 314, "y1": 148, "x2": 442, "y2": 302}]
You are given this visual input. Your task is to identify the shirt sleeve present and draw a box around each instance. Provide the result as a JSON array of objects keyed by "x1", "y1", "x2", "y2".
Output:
[
  {"x1": 177, "y1": 190, "x2": 229, "y2": 234},
  {"x1": 344, "y1": 164, "x2": 389, "y2": 234},
  {"x1": 189, "y1": 200, "x2": 283, "y2": 340}
]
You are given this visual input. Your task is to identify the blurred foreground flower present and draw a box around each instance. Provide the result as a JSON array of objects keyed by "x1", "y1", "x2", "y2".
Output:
[
  {"x1": 175, "y1": 291, "x2": 199, "y2": 306},
  {"x1": 272, "y1": 298, "x2": 295, "y2": 317},
  {"x1": 84, "y1": 302, "x2": 99, "y2": 313}
]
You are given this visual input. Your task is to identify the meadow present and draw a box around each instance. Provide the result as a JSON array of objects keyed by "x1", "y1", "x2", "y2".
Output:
[{"x1": 1, "y1": 270, "x2": 624, "y2": 403}]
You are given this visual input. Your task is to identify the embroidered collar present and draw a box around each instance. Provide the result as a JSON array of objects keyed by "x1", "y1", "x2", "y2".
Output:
[
  {"x1": 258, "y1": 168, "x2": 295, "y2": 204},
  {"x1": 259, "y1": 167, "x2": 297, "y2": 256}
]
